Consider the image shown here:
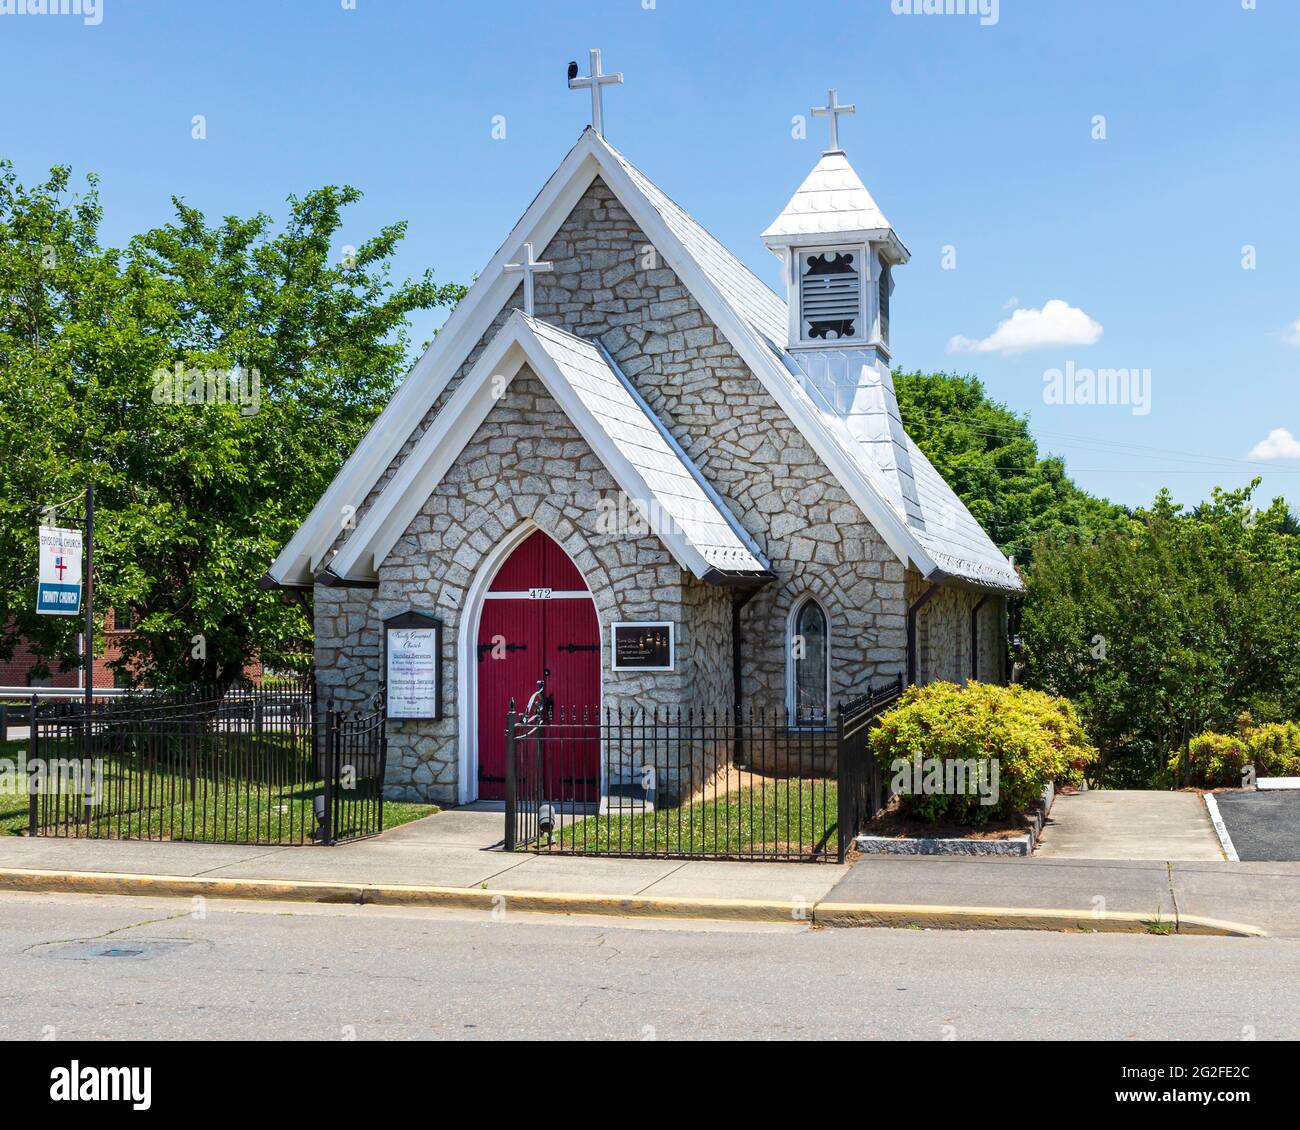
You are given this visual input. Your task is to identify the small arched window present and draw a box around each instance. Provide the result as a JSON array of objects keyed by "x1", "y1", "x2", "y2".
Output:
[{"x1": 790, "y1": 598, "x2": 829, "y2": 726}]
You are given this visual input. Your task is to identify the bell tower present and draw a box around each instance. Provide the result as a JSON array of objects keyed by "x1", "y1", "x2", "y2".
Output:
[{"x1": 762, "y1": 89, "x2": 921, "y2": 526}]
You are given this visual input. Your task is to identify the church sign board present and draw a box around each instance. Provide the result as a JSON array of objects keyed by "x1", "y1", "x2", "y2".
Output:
[
  {"x1": 384, "y1": 611, "x2": 443, "y2": 721},
  {"x1": 610, "y1": 622, "x2": 674, "y2": 672},
  {"x1": 36, "y1": 526, "x2": 84, "y2": 616}
]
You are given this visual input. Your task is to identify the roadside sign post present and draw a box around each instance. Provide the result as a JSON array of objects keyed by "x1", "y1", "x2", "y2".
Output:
[{"x1": 36, "y1": 483, "x2": 96, "y2": 768}]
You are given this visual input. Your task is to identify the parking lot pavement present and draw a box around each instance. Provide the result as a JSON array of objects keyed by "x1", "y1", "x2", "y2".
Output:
[{"x1": 1213, "y1": 791, "x2": 1300, "y2": 862}]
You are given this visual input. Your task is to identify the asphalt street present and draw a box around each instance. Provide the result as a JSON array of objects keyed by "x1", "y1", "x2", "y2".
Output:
[{"x1": 1, "y1": 891, "x2": 1298, "y2": 1040}]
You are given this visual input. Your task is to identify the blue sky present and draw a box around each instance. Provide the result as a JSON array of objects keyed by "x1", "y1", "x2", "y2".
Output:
[{"x1": 3, "y1": 0, "x2": 1298, "y2": 511}]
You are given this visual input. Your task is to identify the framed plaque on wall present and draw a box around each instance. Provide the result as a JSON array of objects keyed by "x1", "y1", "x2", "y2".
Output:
[
  {"x1": 610, "y1": 621, "x2": 675, "y2": 672},
  {"x1": 383, "y1": 610, "x2": 443, "y2": 720}
]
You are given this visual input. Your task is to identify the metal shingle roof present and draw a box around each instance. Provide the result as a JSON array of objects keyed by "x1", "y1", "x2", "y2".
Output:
[{"x1": 525, "y1": 316, "x2": 770, "y2": 577}]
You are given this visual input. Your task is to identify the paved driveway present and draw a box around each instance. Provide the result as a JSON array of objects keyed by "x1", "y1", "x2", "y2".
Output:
[
  {"x1": 1213, "y1": 791, "x2": 1300, "y2": 862},
  {"x1": 1035, "y1": 790, "x2": 1224, "y2": 861}
]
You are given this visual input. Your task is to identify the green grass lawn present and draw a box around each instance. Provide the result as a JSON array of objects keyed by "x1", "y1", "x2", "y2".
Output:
[
  {"x1": 0, "y1": 737, "x2": 436, "y2": 843},
  {"x1": 547, "y1": 778, "x2": 839, "y2": 859}
]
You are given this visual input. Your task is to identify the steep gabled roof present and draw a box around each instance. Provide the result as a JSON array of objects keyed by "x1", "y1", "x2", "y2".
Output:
[
  {"x1": 268, "y1": 129, "x2": 1020, "y2": 594},
  {"x1": 319, "y1": 311, "x2": 770, "y2": 586}
]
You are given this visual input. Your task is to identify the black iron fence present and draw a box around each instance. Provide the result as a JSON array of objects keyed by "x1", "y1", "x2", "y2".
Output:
[
  {"x1": 504, "y1": 675, "x2": 903, "y2": 863},
  {"x1": 25, "y1": 680, "x2": 386, "y2": 846},
  {"x1": 836, "y1": 675, "x2": 904, "y2": 861}
]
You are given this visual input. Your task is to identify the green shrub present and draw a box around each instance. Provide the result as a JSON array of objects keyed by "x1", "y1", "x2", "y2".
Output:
[
  {"x1": 1169, "y1": 721, "x2": 1300, "y2": 786},
  {"x1": 1168, "y1": 733, "x2": 1248, "y2": 788},
  {"x1": 868, "y1": 681, "x2": 1097, "y2": 826},
  {"x1": 1244, "y1": 722, "x2": 1300, "y2": 778}
]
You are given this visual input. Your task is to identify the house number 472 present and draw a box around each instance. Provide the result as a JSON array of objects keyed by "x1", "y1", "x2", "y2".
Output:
[{"x1": 528, "y1": 588, "x2": 553, "y2": 599}]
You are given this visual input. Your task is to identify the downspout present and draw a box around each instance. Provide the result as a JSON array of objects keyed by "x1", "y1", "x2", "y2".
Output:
[
  {"x1": 906, "y1": 584, "x2": 940, "y2": 688},
  {"x1": 732, "y1": 587, "x2": 761, "y2": 766},
  {"x1": 970, "y1": 594, "x2": 991, "y2": 682}
]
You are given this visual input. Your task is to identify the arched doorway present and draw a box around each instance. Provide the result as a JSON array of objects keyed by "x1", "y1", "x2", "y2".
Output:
[{"x1": 474, "y1": 528, "x2": 601, "y2": 801}]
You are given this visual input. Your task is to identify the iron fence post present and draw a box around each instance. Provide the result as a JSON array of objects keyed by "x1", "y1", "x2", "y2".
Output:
[
  {"x1": 504, "y1": 700, "x2": 517, "y2": 853},
  {"x1": 836, "y1": 701, "x2": 849, "y2": 864},
  {"x1": 27, "y1": 694, "x2": 38, "y2": 836},
  {"x1": 322, "y1": 707, "x2": 337, "y2": 845}
]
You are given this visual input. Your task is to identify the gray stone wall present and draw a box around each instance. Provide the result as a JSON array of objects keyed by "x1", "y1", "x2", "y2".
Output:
[
  {"x1": 315, "y1": 585, "x2": 381, "y2": 711},
  {"x1": 903, "y1": 572, "x2": 1007, "y2": 687}
]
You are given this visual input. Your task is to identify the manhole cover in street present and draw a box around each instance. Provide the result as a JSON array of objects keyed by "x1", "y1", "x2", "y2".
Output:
[{"x1": 28, "y1": 938, "x2": 203, "y2": 962}]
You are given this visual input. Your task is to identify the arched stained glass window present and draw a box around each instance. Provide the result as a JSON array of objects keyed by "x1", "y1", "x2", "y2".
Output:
[{"x1": 791, "y1": 598, "x2": 829, "y2": 726}]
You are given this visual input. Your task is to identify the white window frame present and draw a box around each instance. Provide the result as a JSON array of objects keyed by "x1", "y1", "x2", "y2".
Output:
[
  {"x1": 794, "y1": 244, "x2": 868, "y2": 347},
  {"x1": 785, "y1": 596, "x2": 832, "y2": 729}
]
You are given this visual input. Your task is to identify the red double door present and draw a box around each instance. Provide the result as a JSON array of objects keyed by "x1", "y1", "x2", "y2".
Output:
[{"x1": 475, "y1": 530, "x2": 601, "y2": 801}]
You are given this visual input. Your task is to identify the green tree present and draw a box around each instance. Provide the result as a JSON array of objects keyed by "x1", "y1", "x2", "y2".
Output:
[
  {"x1": 0, "y1": 161, "x2": 465, "y2": 687},
  {"x1": 1020, "y1": 483, "x2": 1300, "y2": 785},
  {"x1": 894, "y1": 369, "x2": 1127, "y2": 562}
]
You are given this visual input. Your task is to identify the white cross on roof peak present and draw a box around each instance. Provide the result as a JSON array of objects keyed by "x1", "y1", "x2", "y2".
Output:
[
  {"x1": 504, "y1": 242, "x2": 553, "y2": 316},
  {"x1": 811, "y1": 88, "x2": 855, "y2": 153},
  {"x1": 568, "y1": 48, "x2": 623, "y2": 137}
]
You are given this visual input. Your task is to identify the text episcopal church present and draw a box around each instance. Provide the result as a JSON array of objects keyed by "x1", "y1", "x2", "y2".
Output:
[{"x1": 266, "y1": 57, "x2": 1022, "y2": 805}]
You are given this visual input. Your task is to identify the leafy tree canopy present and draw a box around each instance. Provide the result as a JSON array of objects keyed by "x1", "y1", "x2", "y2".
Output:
[
  {"x1": 1020, "y1": 482, "x2": 1300, "y2": 786},
  {"x1": 0, "y1": 161, "x2": 464, "y2": 687}
]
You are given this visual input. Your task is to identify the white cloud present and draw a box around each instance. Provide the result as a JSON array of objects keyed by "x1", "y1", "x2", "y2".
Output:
[
  {"x1": 948, "y1": 299, "x2": 1103, "y2": 355},
  {"x1": 1248, "y1": 427, "x2": 1300, "y2": 460},
  {"x1": 1280, "y1": 317, "x2": 1300, "y2": 345}
]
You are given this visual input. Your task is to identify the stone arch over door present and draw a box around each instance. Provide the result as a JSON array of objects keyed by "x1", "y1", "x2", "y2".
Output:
[{"x1": 459, "y1": 521, "x2": 602, "y2": 803}]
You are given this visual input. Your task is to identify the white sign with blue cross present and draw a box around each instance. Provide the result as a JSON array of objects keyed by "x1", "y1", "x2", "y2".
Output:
[{"x1": 36, "y1": 526, "x2": 83, "y2": 616}]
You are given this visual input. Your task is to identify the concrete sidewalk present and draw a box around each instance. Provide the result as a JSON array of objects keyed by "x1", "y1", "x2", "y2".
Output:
[
  {"x1": 0, "y1": 808, "x2": 846, "y2": 906},
  {"x1": 0, "y1": 808, "x2": 1294, "y2": 936},
  {"x1": 1036, "y1": 790, "x2": 1224, "y2": 861}
]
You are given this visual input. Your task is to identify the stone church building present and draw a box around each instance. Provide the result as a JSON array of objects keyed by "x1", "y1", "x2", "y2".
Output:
[{"x1": 267, "y1": 81, "x2": 1022, "y2": 805}]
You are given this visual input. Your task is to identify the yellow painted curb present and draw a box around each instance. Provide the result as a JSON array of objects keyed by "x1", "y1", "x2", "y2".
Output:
[
  {"x1": 813, "y1": 901, "x2": 1268, "y2": 938},
  {"x1": 0, "y1": 868, "x2": 801, "y2": 923},
  {"x1": 0, "y1": 868, "x2": 1268, "y2": 936}
]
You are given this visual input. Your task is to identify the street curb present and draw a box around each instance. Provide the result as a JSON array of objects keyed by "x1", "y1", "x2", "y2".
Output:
[
  {"x1": 0, "y1": 868, "x2": 798, "y2": 924},
  {"x1": 1203, "y1": 793, "x2": 1240, "y2": 862},
  {"x1": 813, "y1": 901, "x2": 1266, "y2": 937},
  {"x1": 0, "y1": 868, "x2": 1267, "y2": 937}
]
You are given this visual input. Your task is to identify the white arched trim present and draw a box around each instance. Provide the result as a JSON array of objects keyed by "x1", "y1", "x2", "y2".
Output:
[
  {"x1": 457, "y1": 520, "x2": 541, "y2": 805},
  {"x1": 785, "y1": 594, "x2": 831, "y2": 729}
]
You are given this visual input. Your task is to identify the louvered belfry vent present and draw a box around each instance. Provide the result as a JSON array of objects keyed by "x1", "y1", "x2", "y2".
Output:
[{"x1": 800, "y1": 250, "x2": 860, "y2": 341}]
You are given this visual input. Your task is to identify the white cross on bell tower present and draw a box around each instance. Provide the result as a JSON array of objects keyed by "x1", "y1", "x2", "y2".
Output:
[
  {"x1": 811, "y1": 88, "x2": 856, "y2": 153},
  {"x1": 504, "y1": 242, "x2": 553, "y2": 316},
  {"x1": 568, "y1": 48, "x2": 623, "y2": 137}
]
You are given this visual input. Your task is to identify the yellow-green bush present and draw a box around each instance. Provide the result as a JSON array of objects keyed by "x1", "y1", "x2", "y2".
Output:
[
  {"x1": 1245, "y1": 722, "x2": 1300, "y2": 777},
  {"x1": 868, "y1": 681, "x2": 1097, "y2": 826},
  {"x1": 1168, "y1": 733, "x2": 1248, "y2": 788},
  {"x1": 1169, "y1": 721, "x2": 1300, "y2": 786}
]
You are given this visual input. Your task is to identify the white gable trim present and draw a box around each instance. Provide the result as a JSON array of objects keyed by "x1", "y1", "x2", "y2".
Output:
[{"x1": 326, "y1": 311, "x2": 751, "y2": 583}]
